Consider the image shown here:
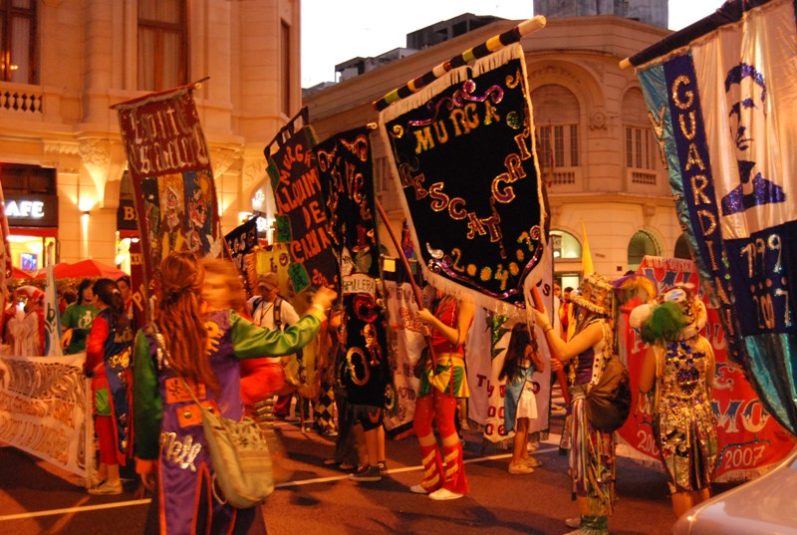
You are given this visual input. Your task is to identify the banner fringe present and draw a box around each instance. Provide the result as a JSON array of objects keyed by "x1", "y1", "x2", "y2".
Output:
[{"x1": 377, "y1": 42, "x2": 547, "y2": 322}]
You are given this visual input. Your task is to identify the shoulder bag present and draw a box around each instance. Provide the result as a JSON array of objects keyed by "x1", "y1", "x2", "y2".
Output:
[{"x1": 150, "y1": 327, "x2": 274, "y2": 508}]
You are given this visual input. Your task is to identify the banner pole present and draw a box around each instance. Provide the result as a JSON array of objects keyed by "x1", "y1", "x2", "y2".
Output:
[
  {"x1": 375, "y1": 199, "x2": 423, "y2": 308},
  {"x1": 373, "y1": 15, "x2": 546, "y2": 111}
]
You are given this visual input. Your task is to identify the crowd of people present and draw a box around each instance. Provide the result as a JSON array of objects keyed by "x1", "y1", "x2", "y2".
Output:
[{"x1": 0, "y1": 256, "x2": 720, "y2": 535}]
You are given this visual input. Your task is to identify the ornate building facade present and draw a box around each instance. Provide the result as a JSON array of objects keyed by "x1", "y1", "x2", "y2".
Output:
[
  {"x1": 304, "y1": 15, "x2": 686, "y2": 287},
  {"x1": 0, "y1": 0, "x2": 299, "y2": 270}
]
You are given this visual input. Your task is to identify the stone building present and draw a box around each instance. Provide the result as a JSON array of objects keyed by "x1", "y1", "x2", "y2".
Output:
[
  {"x1": 0, "y1": 0, "x2": 299, "y2": 271},
  {"x1": 304, "y1": 14, "x2": 687, "y2": 288}
]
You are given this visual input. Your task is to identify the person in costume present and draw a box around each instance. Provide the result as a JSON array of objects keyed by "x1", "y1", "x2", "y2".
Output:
[
  {"x1": 534, "y1": 273, "x2": 618, "y2": 535},
  {"x1": 62, "y1": 278, "x2": 98, "y2": 354},
  {"x1": 7, "y1": 286, "x2": 45, "y2": 356},
  {"x1": 410, "y1": 290, "x2": 474, "y2": 500},
  {"x1": 133, "y1": 253, "x2": 335, "y2": 534},
  {"x1": 83, "y1": 278, "x2": 135, "y2": 495},
  {"x1": 634, "y1": 285, "x2": 717, "y2": 518},
  {"x1": 499, "y1": 322, "x2": 544, "y2": 474}
]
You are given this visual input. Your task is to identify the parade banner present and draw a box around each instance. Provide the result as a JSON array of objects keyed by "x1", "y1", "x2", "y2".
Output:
[
  {"x1": 382, "y1": 277, "x2": 425, "y2": 438},
  {"x1": 114, "y1": 85, "x2": 224, "y2": 294},
  {"x1": 225, "y1": 217, "x2": 259, "y2": 295},
  {"x1": 43, "y1": 255, "x2": 62, "y2": 357},
  {"x1": 617, "y1": 256, "x2": 796, "y2": 481},
  {"x1": 265, "y1": 110, "x2": 338, "y2": 294},
  {"x1": 315, "y1": 126, "x2": 390, "y2": 409},
  {"x1": 630, "y1": 0, "x2": 797, "y2": 435},
  {"x1": 128, "y1": 240, "x2": 147, "y2": 330},
  {"x1": 0, "y1": 353, "x2": 91, "y2": 477},
  {"x1": 378, "y1": 44, "x2": 547, "y2": 314}
]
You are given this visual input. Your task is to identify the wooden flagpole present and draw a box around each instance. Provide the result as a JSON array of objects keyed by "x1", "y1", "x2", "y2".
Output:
[
  {"x1": 374, "y1": 198, "x2": 424, "y2": 308},
  {"x1": 373, "y1": 16, "x2": 546, "y2": 111}
]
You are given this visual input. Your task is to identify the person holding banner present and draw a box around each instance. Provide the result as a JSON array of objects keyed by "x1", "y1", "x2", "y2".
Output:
[
  {"x1": 499, "y1": 323, "x2": 544, "y2": 475},
  {"x1": 635, "y1": 286, "x2": 717, "y2": 518},
  {"x1": 133, "y1": 253, "x2": 335, "y2": 534},
  {"x1": 533, "y1": 273, "x2": 617, "y2": 535},
  {"x1": 83, "y1": 278, "x2": 135, "y2": 495},
  {"x1": 410, "y1": 291, "x2": 474, "y2": 500}
]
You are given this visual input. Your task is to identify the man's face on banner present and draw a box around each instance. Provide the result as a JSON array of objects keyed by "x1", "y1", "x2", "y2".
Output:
[{"x1": 726, "y1": 65, "x2": 766, "y2": 161}]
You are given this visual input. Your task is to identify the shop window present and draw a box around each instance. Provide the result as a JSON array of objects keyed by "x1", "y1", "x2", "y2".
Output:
[
  {"x1": 0, "y1": 0, "x2": 37, "y2": 83},
  {"x1": 138, "y1": 0, "x2": 187, "y2": 91},
  {"x1": 550, "y1": 229, "x2": 581, "y2": 260},
  {"x1": 674, "y1": 233, "x2": 692, "y2": 259},
  {"x1": 627, "y1": 230, "x2": 660, "y2": 271}
]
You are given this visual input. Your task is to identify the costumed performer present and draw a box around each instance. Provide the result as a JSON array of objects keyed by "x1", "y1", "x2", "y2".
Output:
[
  {"x1": 410, "y1": 290, "x2": 474, "y2": 500},
  {"x1": 83, "y1": 278, "x2": 135, "y2": 495},
  {"x1": 533, "y1": 273, "x2": 618, "y2": 535},
  {"x1": 133, "y1": 252, "x2": 335, "y2": 534},
  {"x1": 634, "y1": 285, "x2": 717, "y2": 518}
]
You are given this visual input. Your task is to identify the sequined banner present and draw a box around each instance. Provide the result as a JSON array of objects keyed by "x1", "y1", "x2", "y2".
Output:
[
  {"x1": 379, "y1": 44, "x2": 547, "y2": 315},
  {"x1": 265, "y1": 110, "x2": 338, "y2": 294},
  {"x1": 633, "y1": 0, "x2": 797, "y2": 436},
  {"x1": 315, "y1": 126, "x2": 389, "y2": 408}
]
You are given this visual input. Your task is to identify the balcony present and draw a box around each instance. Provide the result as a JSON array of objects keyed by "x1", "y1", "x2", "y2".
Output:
[
  {"x1": 544, "y1": 166, "x2": 581, "y2": 193},
  {"x1": 0, "y1": 82, "x2": 43, "y2": 114}
]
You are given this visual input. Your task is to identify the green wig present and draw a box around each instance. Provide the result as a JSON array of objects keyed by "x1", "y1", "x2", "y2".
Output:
[{"x1": 640, "y1": 301, "x2": 687, "y2": 344}]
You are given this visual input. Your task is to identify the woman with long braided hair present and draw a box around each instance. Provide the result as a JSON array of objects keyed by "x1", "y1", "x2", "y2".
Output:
[{"x1": 133, "y1": 253, "x2": 336, "y2": 534}]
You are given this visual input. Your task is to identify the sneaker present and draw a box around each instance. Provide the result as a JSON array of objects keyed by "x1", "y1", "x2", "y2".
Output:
[
  {"x1": 88, "y1": 480, "x2": 123, "y2": 495},
  {"x1": 348, "y1": 465, "x2": 382, "y2": 482},
  {"x1": 523, "y1": 456, "x2": 542, "y2": 468},
  {"x1": 86, "y1": 474, "x2": 105, "y2": 489},
  {"x1": 428, "y1": 488, "x2": 463, "y2": 501},
  {"x1": 409, "y1": 484, "x2": 429, "y2": 494},
  {"x1": 508, "y1": 462, "x2": 534, "y2": 474},
  {"x1": 377, "y1": 461, "x2": 387, "y2": 474},
  {"x1": 564, "y1": 517, "x2": 581, "y2": 529}
]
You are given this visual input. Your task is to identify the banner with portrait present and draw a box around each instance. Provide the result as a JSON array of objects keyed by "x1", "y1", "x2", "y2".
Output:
[
  {"x1": 115, "y1": 85, "x2": 224, "y2": 295},
  {"x1": 631, "y1": 0, "x2": 797, "y2": 435},
  {"x1": 225, "y1": 217, "x2": 259, "y2": 296},
  {"x1": 378, "y1": 44, "x2": 547, "y2": 315},
  {"x1": 265, "y1": 109, "x2": 338, "y2": 294},
  {"x1": 0, "y1": 353, "x2": 92, "y2": 478},
  {"x1": 617, "y1": 256, "x2": 796, "y2": 481}
]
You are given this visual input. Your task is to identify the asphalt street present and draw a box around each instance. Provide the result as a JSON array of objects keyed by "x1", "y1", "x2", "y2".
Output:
[{"x1": 0, "y1": 412, "x2": 733, "y2": 535}]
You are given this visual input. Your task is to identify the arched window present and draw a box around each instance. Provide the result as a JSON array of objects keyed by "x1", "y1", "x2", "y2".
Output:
[
  {"x1": 623, "y1": 88, "x2": 657, "y2": 183},
  {"x1": 532, "y1": 85, "x2": 580, "y2": 185},
  {"x1": 674, "y1": 234, "x2": 692, "y2": 259},
  {"x1": 627, "y1": 230, "x2": 660, "y2": 270},
  {"x1": 550, "y1": 229, "x2": 581, "y2": 259}
]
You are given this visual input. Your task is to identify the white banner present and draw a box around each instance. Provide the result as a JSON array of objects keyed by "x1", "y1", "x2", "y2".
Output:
[
  {"x1": 382, "y1": 280, "x2": 425, "y2": 436},
  {"x1": 0, "y1": 353, "x2": 91, "y2": 477}
]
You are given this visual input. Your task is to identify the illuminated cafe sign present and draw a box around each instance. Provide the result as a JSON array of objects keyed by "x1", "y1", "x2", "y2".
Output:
[{"x1": 3, "y1": 194, "x2": 58, "y2": 227}]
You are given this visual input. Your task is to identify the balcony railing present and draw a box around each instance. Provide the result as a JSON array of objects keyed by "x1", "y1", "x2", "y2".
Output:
[
  {"x1": 0, "y1": 83, "x2": 43, "y2": 114},
  {"x1": 629, "y1": 169, "x2": 656, "y2": 185}
]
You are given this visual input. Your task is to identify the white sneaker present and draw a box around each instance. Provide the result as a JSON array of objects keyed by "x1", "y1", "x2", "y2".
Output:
[
  {"x1": 88, "y1": 480, "x2": 123, "y2": 495},
  {"x1": 409, "y1": 484, "x2": 429, "y2": 494},
  {"x1": 564, "y1": 517, "x2": 581, "y2": 528},
  {"x1": 428, "y1": 488, "x2": 463, "y2": 501}
]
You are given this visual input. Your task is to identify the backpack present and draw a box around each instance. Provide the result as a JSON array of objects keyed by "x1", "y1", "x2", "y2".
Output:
[{"x1": 585, "y1": 354, "x2": 631, "y2": 433}]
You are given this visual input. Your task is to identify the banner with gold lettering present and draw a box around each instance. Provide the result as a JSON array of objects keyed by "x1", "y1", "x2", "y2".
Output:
[
  {"x1": 265, "y1": 109, "x2": 338, "y2": 294},
  {"x1": 617, "y1": 256, "x2": 795, "y2": 481},
  {"x1": 0, "y1": 353, "x2": 92, "y2": 477},
  {"x1": 378, "y1": 44, "x2": 547, "y2": 314},
  {"x1": 114, "y1": 85, "x2": 224, "y2": 293},
  {"x1": 630, "y1": 0, "x2": 797, "y2": 436}
]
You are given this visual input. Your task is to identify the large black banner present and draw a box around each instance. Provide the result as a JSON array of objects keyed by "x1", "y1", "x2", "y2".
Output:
[
  {"x1": 379, "y1": 44, "x2": 546, "y2": 311},
  {"x1": 265, "y1": 111, "x2": 338, "y2": 294},
  {"x1": 315, "y1": 126, "x2": 391, "y2": 408}
]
